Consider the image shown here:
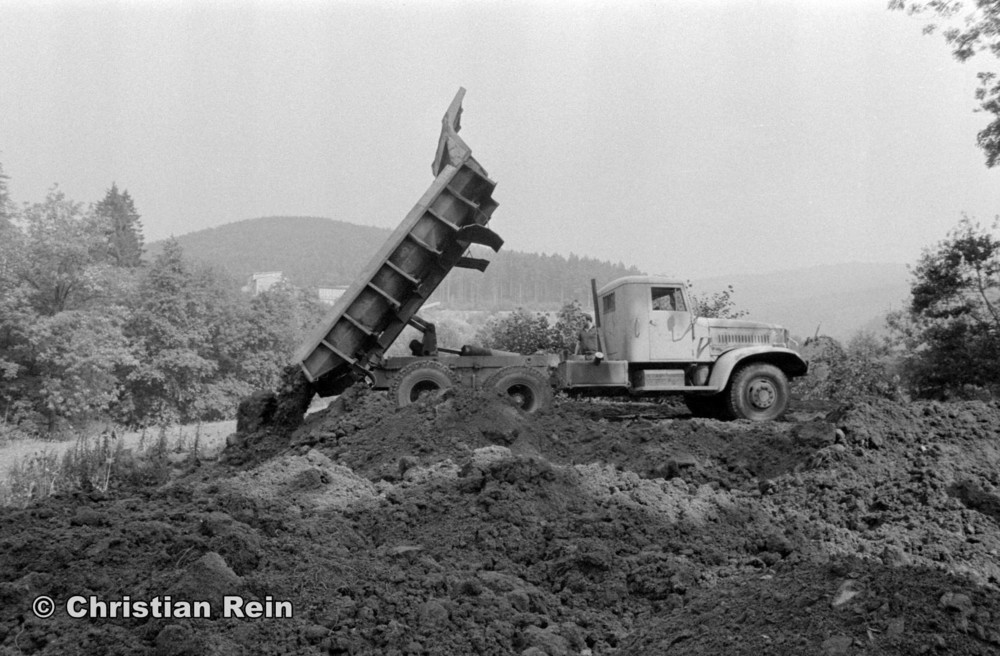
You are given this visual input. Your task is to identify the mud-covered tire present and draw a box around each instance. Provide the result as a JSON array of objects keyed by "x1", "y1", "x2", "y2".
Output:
[
  {"x1": 684, "y1": 394, "x2": 724, "y2": 419},
  {"x1": 483, "y1": 366, "x2": 553, "y2": 414},
  {"x1": 390, "y1": 361, "x2": 458, "y2": 408},
  {"x1": 723, "y1": 363, "x2": 790, "y2": 421}
]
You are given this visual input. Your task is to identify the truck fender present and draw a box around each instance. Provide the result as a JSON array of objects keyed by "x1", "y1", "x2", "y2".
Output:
[{"x1": 707, "y1": 347, "x2": 808, "y2": 390}]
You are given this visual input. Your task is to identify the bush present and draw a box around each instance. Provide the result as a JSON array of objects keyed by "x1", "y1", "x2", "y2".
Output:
[
  {"x1": 476, "y1": 308, "x2": 554, "y2": 354},
  {"x1": 475, "y1": 301, "x2": 594, "y2": 355},
  {"x1": 795, "y1": 333, "x2": 902, "y2": 403}
]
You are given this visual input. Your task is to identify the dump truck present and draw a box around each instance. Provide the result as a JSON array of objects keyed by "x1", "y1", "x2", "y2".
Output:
[{"x1": 295, "y1": 89, "x2": 807, "y2": 421}]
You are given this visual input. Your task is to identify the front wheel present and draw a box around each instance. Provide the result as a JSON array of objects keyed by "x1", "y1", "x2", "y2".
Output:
[
  {"x1": 483, "y1": 366, "x2": 553, "y2": 414},
  {"x1": 724, "y1": 363, "x2": 790, "y2": 421}
]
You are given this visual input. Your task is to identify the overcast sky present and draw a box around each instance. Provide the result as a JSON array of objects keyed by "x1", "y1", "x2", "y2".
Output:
[{"x1": 2, "y1": 0, "x2": 998, "y2": 279}]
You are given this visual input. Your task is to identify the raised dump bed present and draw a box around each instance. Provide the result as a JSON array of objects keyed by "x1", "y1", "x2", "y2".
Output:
[{"x1": 296, "y1": 89, "x2": 501, "y2": 395}]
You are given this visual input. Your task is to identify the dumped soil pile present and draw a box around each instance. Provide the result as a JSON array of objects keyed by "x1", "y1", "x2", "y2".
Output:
[{"x1": 3, "y1": 390, "x2": 1000, "y2": 655}]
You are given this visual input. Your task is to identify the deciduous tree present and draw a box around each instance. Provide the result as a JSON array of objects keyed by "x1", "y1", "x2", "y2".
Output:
[
  {"x1": 891, "y1": 0, "x2": 1000, "y2": 166},
  {"x1": 689, "y1": 284, "x2": 749, "y2": 319},
  {"x1": 0, "y1": 181, "x2": 143, "y2": 433},
  {"x1": 477, "y1": 301, "x2": 598, "y2": 354},
  {"x1": 551, "y1": 300, "x2": 594, "y2": 352},
  {"x1": 25, "y1": 309, "x2": 137, "y2": 432},
  {"x1": 123, "y1": 241, "x2": 324, "y2": 423},
  {"x1": 476, "y1": 308, "x2": 555, "y2": 354},
  {"x1": 14, "y1": 188, "x2": 107, "y2": 315},
  {"x1": 889, "y1": 216, "x2": 1000, "y2": 396}
]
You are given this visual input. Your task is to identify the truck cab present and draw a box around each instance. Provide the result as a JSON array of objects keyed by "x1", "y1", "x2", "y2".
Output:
[
  {"x1": 556, "y1": 275, "x2": 808, "y2": 420},
  {"x1": 598, "y1": 276, "x2": 702, "y2": 363}
]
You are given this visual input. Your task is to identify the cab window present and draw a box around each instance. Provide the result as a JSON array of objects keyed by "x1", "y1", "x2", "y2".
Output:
[
  {"x1": 651, "y1": 287, "x2": 686, "y2": 312},
  {"x1": 602, "y1": 292, "x2": 616, "y2": 314}
]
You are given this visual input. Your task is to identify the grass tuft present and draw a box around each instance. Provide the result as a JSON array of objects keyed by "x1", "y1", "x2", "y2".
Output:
[{"x1": 0, "y1": 423, "x2": 215, "y2": 507}]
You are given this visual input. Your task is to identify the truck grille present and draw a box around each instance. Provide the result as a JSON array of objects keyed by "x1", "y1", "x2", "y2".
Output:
[{"x1": 709, "y1": 328, "x2": 784, "y2": 354}]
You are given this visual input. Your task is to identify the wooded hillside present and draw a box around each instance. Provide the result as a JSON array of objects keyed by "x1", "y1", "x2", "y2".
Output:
[{"x1": 150, "y1": 216, "x2": 643, "y2": 309}]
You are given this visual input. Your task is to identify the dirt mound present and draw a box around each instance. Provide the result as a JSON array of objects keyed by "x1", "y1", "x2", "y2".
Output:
[
  {"x1": 291, "y1": 385, "x2": 541, "y2": 480},
  {"x1": 226, "y1": 448, "x2": 379, "y2": 511},
  {"x1": 4, "y1": 393, "x2": 1000, "y2": 655},
  {"x1": 287, "y1": 387, "x2": 826, "y2": 490},
  {"x1": 620, "y1": 557, "x2": 1000, "y2": 655}
]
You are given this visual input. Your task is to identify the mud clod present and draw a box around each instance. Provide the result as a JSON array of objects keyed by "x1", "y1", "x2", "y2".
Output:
[
  {"x1": 155, "y1": 624, "x2": 202, "y2": 656},
  {"x1": 171, "y1": 552, "x2": 243, "y2": 613}
]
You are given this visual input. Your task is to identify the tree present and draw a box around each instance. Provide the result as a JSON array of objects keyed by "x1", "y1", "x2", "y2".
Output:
[
  {"x1": 124, "y1": 240, "x2": 220, "y2": 423},
  {"x1": 0, "y1": 281, "x2": 34, "y2": 432},
  {"x1": 24, "y1": 309, "x2": 137, "y2": 432},
  {"x1": 891, "y1": 0, "x2": 1000, "y2": 166},
  {"x1": 550, "y1": 300, "x2": 594, "y2": 352},
  {"x1": 122, "y1": 241, "x2": 323, "y2": 424},
  {"x1": 0, "y1": 161, "x2": 22, "y2": 332},
  {"x1": 889, "y1": 216, "x2": 1000, "y2": 396},
  {"x1": 476, "y1": 301, "x2": 598, "y2": 354},
  {"x1": 14, "y1": 188, "x2": 108, "y2": 315},
  {"x1": 211, "y1": 281, "x2": 316, "y2": 391},
  {"x1": 911, "y1": 216, "x2": 1000, "y2": 328},
  {"x1": 0, "y1": 161, "x2": 12, "y2": 226},
  {"x1": 93, "y1": 183, "x2": 144, "y2": 267},
  {"x1": 688, "y1": 284, "x2": 749, "y2": 319},
  {"x1": 476, "y1": 309, "x2": 555, "y2": 354},
  {"x1": 0, "y1": 181, "x2": 142, "y2": 434}
]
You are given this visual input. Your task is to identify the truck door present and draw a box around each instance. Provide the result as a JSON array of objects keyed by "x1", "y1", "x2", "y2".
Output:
[
  {"x1": 648, "y1": 286, "x2": 694, "y2": 360},
  {"x1": 600, "y1": 291, "x2": 619, "y2": 358}
]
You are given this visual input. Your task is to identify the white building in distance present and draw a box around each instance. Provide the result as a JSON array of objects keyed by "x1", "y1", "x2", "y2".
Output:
[{"x1": 243, "y1": 271, "x2": 284, "y2": 295}]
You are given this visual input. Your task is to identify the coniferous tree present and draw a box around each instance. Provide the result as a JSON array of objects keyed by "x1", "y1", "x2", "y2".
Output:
[
  {"x1": 124, "y1": 239, "x2": 218, "y2": 423},
  {"x1": 94, "y1": 183, "x2": 144, "y2": 267}
]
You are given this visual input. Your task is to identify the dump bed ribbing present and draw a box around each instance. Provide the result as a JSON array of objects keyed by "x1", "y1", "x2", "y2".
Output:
[{"x1": 295, "y1": 89, "x2": 501, "y2": 395}]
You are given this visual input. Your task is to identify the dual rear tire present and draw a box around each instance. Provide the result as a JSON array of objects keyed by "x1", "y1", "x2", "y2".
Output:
[
  {"x1": 390, "y1": 362, "x2": 552, "y2": 414},
  {"x1": 390, "y1": 361, "x2": 458, "y2": 407},
  {"x1": 482, "y1": 366, "x2": 553, "y2": 414}
]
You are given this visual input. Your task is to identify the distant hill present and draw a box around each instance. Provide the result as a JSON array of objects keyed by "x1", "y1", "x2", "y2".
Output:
[
  {"x1": 150, "y1": 217, "x2": 912, "y2": 340},
  {"x1": 692, "y1": 263, "x2": 911, "y2": 341},
  {"x1": 147, "y1": 216, "x2": 642, "y2": 308},
  {"x1": 147, "y1": 216, "x2": 393, "y2": 288}
]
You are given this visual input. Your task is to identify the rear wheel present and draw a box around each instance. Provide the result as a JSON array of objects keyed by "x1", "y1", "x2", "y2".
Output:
[
  {"x1": 390, "y1": 361, "x2": 458, "y2": 408},
  {"x1": 483, "y1": 366, "x2": 553, "y2": 414},
  {"x1": 684, "y1": 394, "x2": 724, "y2": 419},
  {"x1": 724, "y1": 363, "x2": 789, "y2": 421}
]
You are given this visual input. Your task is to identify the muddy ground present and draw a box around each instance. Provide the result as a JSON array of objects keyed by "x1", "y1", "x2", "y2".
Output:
[{"x1": 3, "y1": 387, "x2": 1000, "y2": 655}]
